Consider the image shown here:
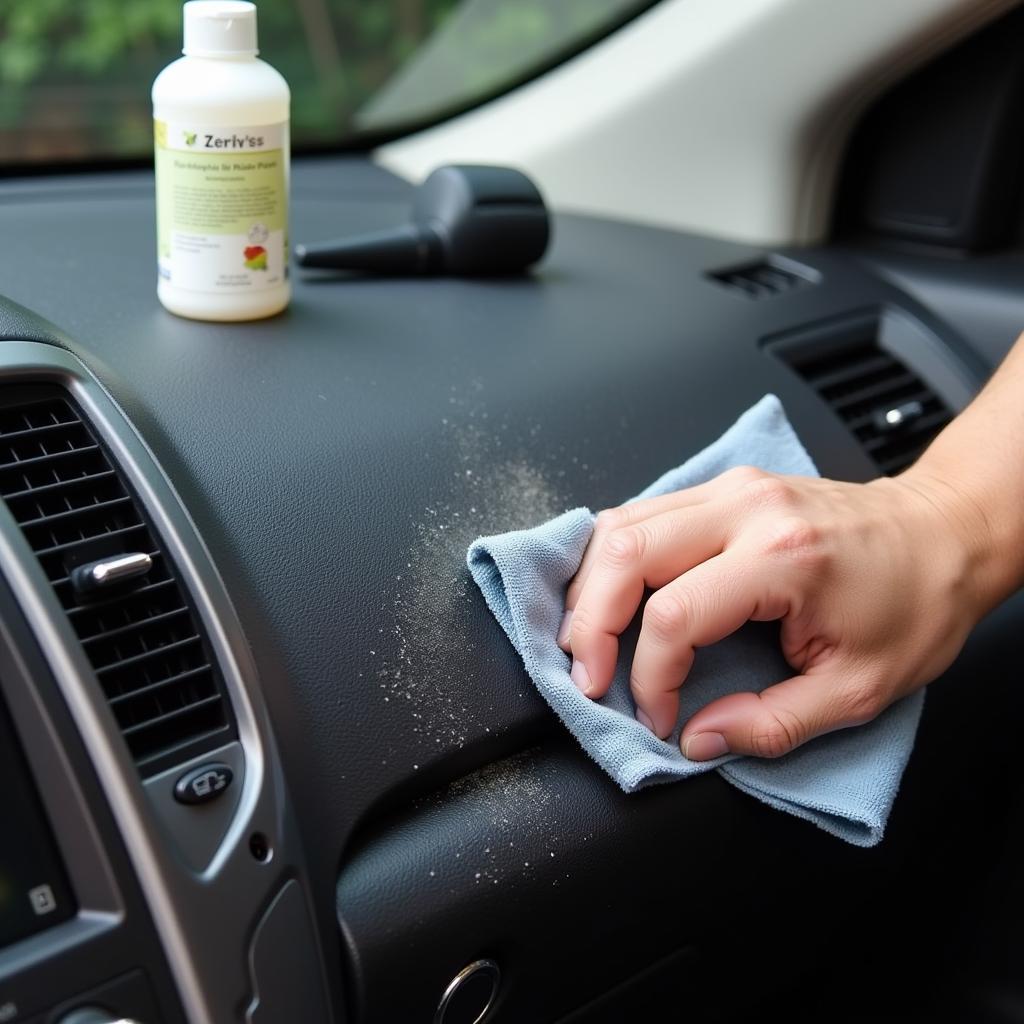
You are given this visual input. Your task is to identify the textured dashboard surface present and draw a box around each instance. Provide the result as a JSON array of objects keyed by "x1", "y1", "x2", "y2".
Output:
[
  {"x1": 0, "y1": 159, "x2": 887, "y2": 838},
  {"x1": 0, "y1": 157, "x2": 1012, "y2": 1019}
]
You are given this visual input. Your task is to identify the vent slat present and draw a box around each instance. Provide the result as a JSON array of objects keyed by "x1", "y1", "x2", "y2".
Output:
[
  {"x1": 0, "y1": 468, "x2": 118, "y2": 501},
  {"x1": 0, "y1": 455, "x2": 113, "y2": 501},
  {"x1": 0, "y1": 418, "x2": 85, "y2": 443},
  {"x1": 844, "y1": 388, "x2": 935, "y2": 430},
  {"x1": 808, "y1": 356, "x2": 908, "y2": 394},
  {"x1": 768, "y1": 322, "x2": 953, "y2": 476},
  {"x1": 32, "y1": 522, "x2": 148, "y2": 558},
  {"x1": 16, "y1": 495, "x2": 135, "y2": 530},
  {"x1": 134, "y1": 723, "x2": 233, "y2": 773},
  {"x1": 708, "y1": 259, "x2": 816, "y2": 300},
  {"x1": 860, "y1": 409, "x2": 951, "y2": 452},
  {"x1": 65, "y1": 577, "x2": 178, "y2": 617},
  {"x1": 826, "y1": 374, "x2": 924, "y2": 415},
  {"x1": 0, "y1": 389, "x2": 233, "y2": 777},
  {"x1": 788, "y1": 342, "x2": 877, "y2": 382},
  {"x1": 93, "y1": 633, "x2": 202, "y2": 676},
  {"x1": 81, "y1": 604, "x2": 190, "y2": 645},
  {"x1": 119, "y1": 693, "x2": 224, "y2": 739},
  {"x1": 0, "y1": 442, "x2": 100, "y2": 471},
  {"x1": 106, "y1": 664, "x2": 214, "y2": 708}
]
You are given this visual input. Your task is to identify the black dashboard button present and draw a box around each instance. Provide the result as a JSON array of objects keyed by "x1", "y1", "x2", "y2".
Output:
[{"x1": 174, "y1": 762, "x2": 233, "y2": 805}]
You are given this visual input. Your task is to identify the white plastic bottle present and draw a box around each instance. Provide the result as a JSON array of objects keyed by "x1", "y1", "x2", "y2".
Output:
[{"x1": 153, "y1": 1, "x2": 290, "y2": 321}]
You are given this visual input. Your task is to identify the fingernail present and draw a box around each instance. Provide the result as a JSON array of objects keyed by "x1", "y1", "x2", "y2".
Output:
[
  {"x1": 557, "y1": 609, "x2": 573, "y2": 647},
  {"x1": 635, "y1": 709, "x2": 655, "y2": 733},
  {"x1": 570, "y1": 659, "x2": 592, "y2": 695},
  {"x1": 682, "y1": 732, "x2": 729, "y2": 761}
]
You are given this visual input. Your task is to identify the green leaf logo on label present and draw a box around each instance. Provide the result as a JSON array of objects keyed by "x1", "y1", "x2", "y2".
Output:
[{"x1": 184, "y1": 131, "x2": 197, "y2": 147}]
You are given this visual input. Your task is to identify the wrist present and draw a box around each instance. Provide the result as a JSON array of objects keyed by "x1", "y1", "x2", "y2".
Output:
[{"x1": 898, "y1": 455, "x2": 1023, "y2": 619}]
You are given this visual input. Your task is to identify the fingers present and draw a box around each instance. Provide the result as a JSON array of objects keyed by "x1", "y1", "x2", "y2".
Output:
[
  {"x1": 562, "y1": 493, "x2": 707, "y2": 621},
  {"x1": 629, "y1": 548, "x2": 789, "y2": 737},
  {"x1": 679, "y1": 667, "x2": 885, "y2": 760},
  {"x1": 563, "y1": 503, "x2": 733, "y2": 699},
  {"x1": 557, "y1": 462, "x2": 911, "y2": 758},
  {"x1": 562, "y1": 466, "x2": 764, "y2": 617}
]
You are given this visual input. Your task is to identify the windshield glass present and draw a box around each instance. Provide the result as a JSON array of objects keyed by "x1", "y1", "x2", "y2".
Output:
[{"x1": 0, "y1": 0, "x2": 657, "y2": 168}]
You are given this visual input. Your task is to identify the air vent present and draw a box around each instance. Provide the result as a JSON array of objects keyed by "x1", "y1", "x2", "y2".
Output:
[
  {"x1": 0, "y1": 385, "x2": 234, "y2": 777},
  {"x1": 707, "y1": 258, "x2": 817, "y2": 299},
  {"x1": 768, "y1": 318, "x2": 953, "y2": 475}
]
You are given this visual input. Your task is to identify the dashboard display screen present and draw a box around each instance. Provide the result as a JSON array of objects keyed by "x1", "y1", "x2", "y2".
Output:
[{"x1": 0, "y1": 693, "x2": 75, "y2": 949}]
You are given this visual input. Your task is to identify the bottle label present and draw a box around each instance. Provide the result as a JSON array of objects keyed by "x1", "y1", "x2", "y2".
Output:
[{"x1": 154, "y1": 120, "x2": 288, "y2": 294}]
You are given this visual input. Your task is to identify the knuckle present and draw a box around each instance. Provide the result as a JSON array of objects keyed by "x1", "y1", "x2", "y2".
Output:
[
  {"x1": 595, "y1": 507, "x2": 629, "y2": 532},
  {"x1": 843, "y1": 677, "x2": 889, "y2": 726},
  {"x1": 749, "y1": 705, "x2": 805, "y2": 758},
  {"x1": 628, "y1": 670, "x2": 655, "y2": 701},
  {"x1": 643, "y1": 590, "x2": 690, "y2": 642},
  {"x1": 567, "y1": 605, "x2": 595, "y2": 643},
  {"x1": 602, "y1": 526, "x2": 644, "y2": 568},
  {"x1": 741, "y1": 474, "x2": 793, "y2": 511},
  {"x1": 722, "y1": 465, "x2": 764, "y2": 487},
  {"x1": 761, "y1": 516, "x2": 824, "y2": 567}
]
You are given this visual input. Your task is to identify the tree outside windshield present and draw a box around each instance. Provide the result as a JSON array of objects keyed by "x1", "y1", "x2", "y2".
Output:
[{"x1": 0, "y1": 0, "x2": 656, "y2": 167}]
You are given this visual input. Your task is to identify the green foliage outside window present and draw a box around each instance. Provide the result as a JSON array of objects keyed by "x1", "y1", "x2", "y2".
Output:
[{"x1": 0, "y1": 0, "x2": 654, "y2": 165}]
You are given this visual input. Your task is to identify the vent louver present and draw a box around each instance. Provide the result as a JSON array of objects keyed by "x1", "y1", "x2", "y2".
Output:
[
  {"x1": 0, "y1": 385, "x2": 234, "y2": 777},
  {"x1": 707, "y1": 259, "x2": 816, "y2": 299},
  {"x1": 769, "y1": 319, "x2": 953, "y2": 475}
]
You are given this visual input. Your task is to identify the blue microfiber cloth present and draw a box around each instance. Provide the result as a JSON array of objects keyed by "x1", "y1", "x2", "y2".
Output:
[{"x1": 467, "y1": 395, "x2": 923, "y2": 847}]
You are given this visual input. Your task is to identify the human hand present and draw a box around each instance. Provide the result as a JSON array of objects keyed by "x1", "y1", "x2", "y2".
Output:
[{"x1": 557, "y1": 465, "x2": 991, "y2": 760}]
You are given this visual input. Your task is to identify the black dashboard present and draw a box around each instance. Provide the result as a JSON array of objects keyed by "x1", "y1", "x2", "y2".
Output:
[{"x1": 1, "y1": 154, "x2": 1023, "y2": 1023}]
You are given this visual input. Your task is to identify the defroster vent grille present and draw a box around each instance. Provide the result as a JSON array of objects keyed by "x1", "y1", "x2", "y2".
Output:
[
  {"x1": 0, "y1": 385, "x2": 234, "y2": 777},
  {"x1": 707, "y1": 258, "x2": 818, "y2": 299}
]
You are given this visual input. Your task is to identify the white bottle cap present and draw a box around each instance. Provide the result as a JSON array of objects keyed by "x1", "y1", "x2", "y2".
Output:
[{"x1": 183, "y1": 1, "x2": 259, "y2": 58}]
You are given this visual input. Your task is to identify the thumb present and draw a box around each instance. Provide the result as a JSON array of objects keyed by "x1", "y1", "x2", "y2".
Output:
[{"x1": 680, "y1": 671, "x2": 867, "y2": 761}]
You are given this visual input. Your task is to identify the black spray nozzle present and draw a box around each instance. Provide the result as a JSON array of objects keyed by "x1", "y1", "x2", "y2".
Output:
[{"x1": 293, "y1": 164, "x2": 550, "y2": 276}]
